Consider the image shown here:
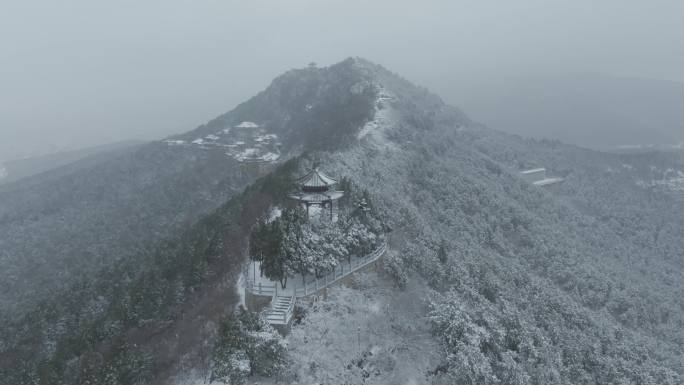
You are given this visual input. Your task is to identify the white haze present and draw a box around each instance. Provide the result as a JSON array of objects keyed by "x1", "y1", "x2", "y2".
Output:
[{"x1": 1, "y1": 0, "x2": 683, "y2": 161}]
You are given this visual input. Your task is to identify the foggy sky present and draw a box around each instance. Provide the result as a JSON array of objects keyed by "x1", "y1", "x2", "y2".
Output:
[{"x1": 2, "y1": 0, "x2": 683, "y2": 161}]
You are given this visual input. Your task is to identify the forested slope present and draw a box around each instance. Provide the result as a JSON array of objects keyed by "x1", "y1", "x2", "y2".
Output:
[
  {"x1": 0, "y1": 59, "x2": 377, "y2": 323},
  {"x1": 1, "y1": 58, "x2": 683, "y2": 384},
  {"x1": 0, "y1": 58, "x2": 377, "y2": 384},
  {"x1": 309, "y1": 64, "x2": 684, "y2": 383},
  {"x1": 0, "y1": 144, "x2": 250, "y2": 318},
  {"x1": 0, "y1": 159, "x2": 303, "y2": 384}
]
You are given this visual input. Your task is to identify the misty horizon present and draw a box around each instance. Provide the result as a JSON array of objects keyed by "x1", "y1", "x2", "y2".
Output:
[{"x1": 2, "y1": 1, "x2": 684, "y2": 162}]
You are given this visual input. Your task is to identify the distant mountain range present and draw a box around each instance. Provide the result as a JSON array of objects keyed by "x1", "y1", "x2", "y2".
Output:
[
  {"x1": 448, "y1": 73, "x2": 684, "y2": 150},
  {"x1": 0, "y1": 140, "x2": 143, "y2": 185}
]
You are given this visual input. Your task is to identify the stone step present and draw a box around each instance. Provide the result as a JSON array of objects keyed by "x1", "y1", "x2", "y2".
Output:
[
  {"x1": 265, "y1": 296, "x2": 294, "y2": 326},
  {"x1": 267, "y1": 311, "x2": 285, "y2": 316}
]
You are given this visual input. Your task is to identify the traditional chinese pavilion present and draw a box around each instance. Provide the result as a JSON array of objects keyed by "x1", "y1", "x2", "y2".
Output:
[{"x1": 289, "y1": 167, "x2": 344, "y2": 221}]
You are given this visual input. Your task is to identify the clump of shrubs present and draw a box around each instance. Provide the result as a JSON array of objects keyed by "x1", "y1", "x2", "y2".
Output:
[{"x1": 211, "y1": 310, "x2": 287, "y2": 385}]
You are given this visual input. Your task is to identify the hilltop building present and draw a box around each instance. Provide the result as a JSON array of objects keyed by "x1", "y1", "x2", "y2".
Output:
[
  {"x1": 232, "y1": 121, "x2": 261, "y2": 138},
  {"x1": 520, "y1": 168, "x2": 564, "y2": 186},
  {"x1": 289, "y1": 168, "x2": 344, "y2": 221},
  {"x1": 227, "y1": 121, "x2": 281, "y2": 174}
]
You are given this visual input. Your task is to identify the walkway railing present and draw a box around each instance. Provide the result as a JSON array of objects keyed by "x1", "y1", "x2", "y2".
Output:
[
  {"x1": 294, "y1": 240, "x2": 387, "y2": 298},
  {"x1": 245, "y1": 240, "x2": 387, "y2": 299},
  {"x1": 282, "y1": 295, "x2": 295, "y2": 324},
  {"x1": 265, "y1": 295, "x2": 296, "y2": 325},
  {"x1": 245, "y1": 280, "x2": 277, "y2": 296}
]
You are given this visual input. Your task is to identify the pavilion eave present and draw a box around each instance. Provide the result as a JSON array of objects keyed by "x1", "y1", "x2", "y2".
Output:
[{"x1": 288, "y1": 191, "x2": 344, "y2": 204}]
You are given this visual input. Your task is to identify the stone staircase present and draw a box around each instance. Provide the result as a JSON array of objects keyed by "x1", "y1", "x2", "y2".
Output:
[
  {"x1": 246, "y1": 240, "x2": 389, "y2": 328},
  {"x1": 265, "y1": 295, "x2": 295, "y2": 326}
]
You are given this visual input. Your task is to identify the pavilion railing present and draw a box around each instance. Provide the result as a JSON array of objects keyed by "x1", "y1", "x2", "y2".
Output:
[
  {"x1": 245, "y1": 279, "x2": 277, "y2": 296},
  {"x1": 293, "y1": 240, "x2": 387, "y2": 298},
  {"x1": 245, "y1": 240, "x2": 388, "y2": 299}
]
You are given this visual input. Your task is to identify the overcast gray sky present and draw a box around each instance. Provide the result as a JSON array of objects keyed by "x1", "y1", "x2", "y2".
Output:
[{"x1": 2, "y1": 0, "x2": 683, "y2": 161}]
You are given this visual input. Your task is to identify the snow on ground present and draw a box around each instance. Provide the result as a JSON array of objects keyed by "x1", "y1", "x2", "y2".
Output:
[
  {"x1": 236, "y1": 274, "x2": 246, "y2": 310},
  {"x1": 246, "y1": 248, "x2": 382, "y2": 297},
  {"x1": 172, "y1": 369, "x2": 225, "y2": 385},
  {"x1": 164, "y1": 121, "x2": 281, "y2": 165},
  {"x1": 357, "y1": 86, "x2": 399, "y2": 150},
  {"x1": 260, "y1": 152, "x2": 280, "y2": 162},
  {"x1": 636, "y1": 166, "x2": 684, "y2": 194},
  {"x1": 163, "y1": 139, "x2": 187, "y2": 146},
  {"x1": 280, "y1": 275, "x2": 441, "y2": 384},
  {"x1": 255, "y1": 133, "x2": 277, "y2": 142},
  {"x1": 267, "y1": 206, "x2": 282, "y2": 223},
  {"x1": 235, "y1": 148, "x2": 258, "y2": 161},
  {"x1": 658, "y1": 177, "x2": 684, "y2": 192},
  {"x1": 637, "y1": 177, "x2": 684, "y2": 193}
]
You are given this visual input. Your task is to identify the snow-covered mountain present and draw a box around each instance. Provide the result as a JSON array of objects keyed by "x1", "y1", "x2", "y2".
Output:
[{"x1": 1, "y1": 58, "x2": 683, "y2": 385}]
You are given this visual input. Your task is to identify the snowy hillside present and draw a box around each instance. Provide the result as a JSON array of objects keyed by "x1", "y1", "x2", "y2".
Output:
[
  {"x1": 177, "y1": 60, "x2": 684, "y2": 384},
  {"x1": 639, "y1": 167, "x2": 684, "y2": 193},
  {"x1": 1, "y1": 58, "x2": 683, "y2": 385},
  {"x1": 289, "y1": 61, "x2": 684, "y2": 384},
  {"x1": 164, "y1": 121, "x2": 281, "y2": 163}
]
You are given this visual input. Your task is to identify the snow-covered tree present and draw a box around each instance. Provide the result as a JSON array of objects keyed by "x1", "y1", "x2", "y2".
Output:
[{"x1": 211, "y1": 310, "x2": 286, "y2": 384}]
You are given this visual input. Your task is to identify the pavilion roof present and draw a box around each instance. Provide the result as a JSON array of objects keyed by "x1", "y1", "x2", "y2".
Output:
[
  {"x1": 520, "y1": 168, "x2": 546, "y2": 174},
  {"x1": 297, "y1": 168, "x2": 338, "y2": 188},
  {"x1": 235, "y1": 121, "x2": 259, "y2": 128},
  {"x1": 289, "y1": 191, "x2": 344, "y2": 203}
]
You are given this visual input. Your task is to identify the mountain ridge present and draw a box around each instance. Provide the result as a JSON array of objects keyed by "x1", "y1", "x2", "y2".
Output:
[
  {"x1": 0, "y1": 140, "x2": 144, "y2": 187},
  {"x1": 1, "y1": 58, "x2": 683, "y2": 384}
]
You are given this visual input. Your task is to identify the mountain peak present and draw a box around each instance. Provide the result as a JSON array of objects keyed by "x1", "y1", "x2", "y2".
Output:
[{"x1": 172, "y1": 58, "x2": 467, "y2": 158}]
